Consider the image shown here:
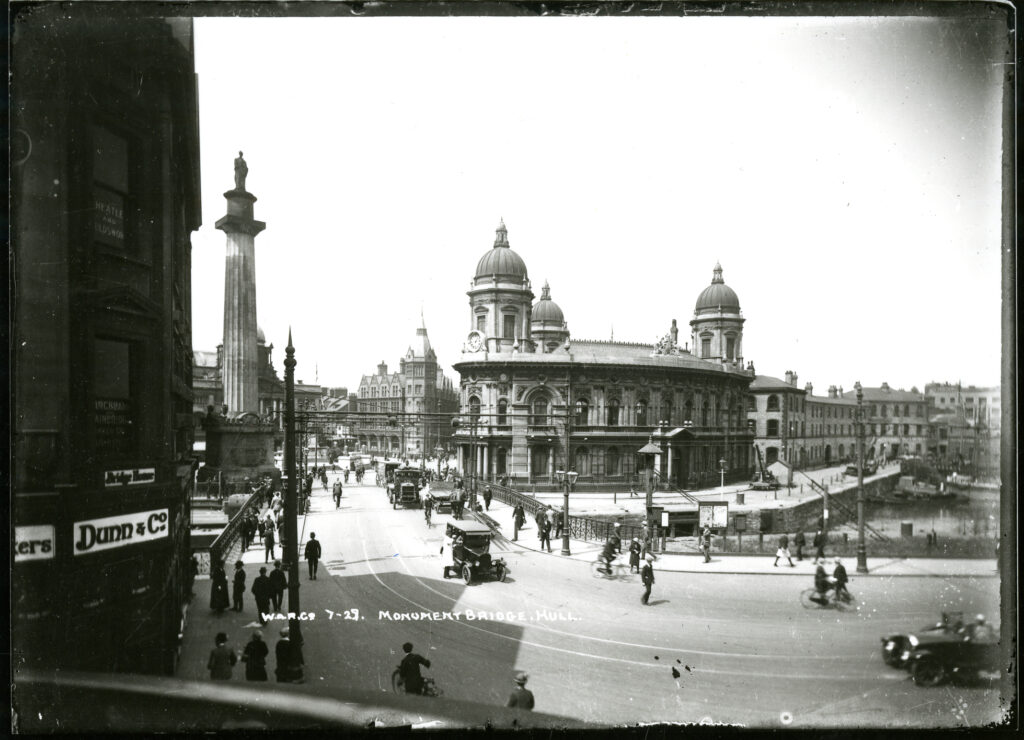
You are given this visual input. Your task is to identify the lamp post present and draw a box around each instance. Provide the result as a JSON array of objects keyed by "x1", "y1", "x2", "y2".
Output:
[
  {"x1": 855, "y1": 381, "x2": 868, "y2": 573},
  {"x1": 555, "y1": 469, "x2": 578, "y2": 556},
  {"x1": 638, "y1": 437, "x2": 662, "y2": 527},
  {"x1": 283, "y1": 330, "x2": 302, "y2": 646},
  {"x1": 719, "y1": 457, "x2": 727, "y2": 493}
]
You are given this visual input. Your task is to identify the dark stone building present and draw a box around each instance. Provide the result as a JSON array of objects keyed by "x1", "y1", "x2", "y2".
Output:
[{"x1": 12, "y1": 8, "x2": 202, "y2": 674}]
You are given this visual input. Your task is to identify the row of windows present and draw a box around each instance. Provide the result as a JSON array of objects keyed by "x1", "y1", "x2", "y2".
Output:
[
  {"x1": 475, "y1": 312, "x2": 520, "y2": 339},
  {"x1": 698, "y1": 335, "x2": 738, "y2": 360},
  {"x1": 754, "y1": 420, "x2": 925, "y2": 438},
  {"x1": 467, "y1": 396, "x2": 746, "y2": 429}
]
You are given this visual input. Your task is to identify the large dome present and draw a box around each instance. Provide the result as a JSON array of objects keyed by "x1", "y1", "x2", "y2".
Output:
[
  {"x1": 695, "y1": 262, "x2": 740, "y2": 312},
  {"x1": 532, "y1": 281, "x2": 564, "y2": 323},
  {"x1": 475, "y1": 219, "x2": 528, "y2": 279}
]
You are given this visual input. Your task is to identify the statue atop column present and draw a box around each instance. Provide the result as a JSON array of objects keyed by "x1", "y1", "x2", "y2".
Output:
[{"x1": 234, "y1": 151, "x2": 248, "y2": 191}]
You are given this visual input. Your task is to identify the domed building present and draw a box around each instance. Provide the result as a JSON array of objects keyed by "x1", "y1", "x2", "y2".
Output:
[{"x1": 453, "y1": 221, "x2": 755, "y2": 491}]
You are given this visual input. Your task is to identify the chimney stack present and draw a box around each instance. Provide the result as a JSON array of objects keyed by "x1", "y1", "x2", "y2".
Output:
[
  {"x1": 828, "y1": 385, "x2": 837, "y2": 398},
  {"x1": 805, "y1": 382, "x2": 814, "y2": 395},
  {"x1": 377, "y1": 361, "x2": 388, "y2": 376},
  {"x1": 881, "y1": 381, "x2": 890, "y2": 391},
  {"x1": 784, "y1": 370, "x2": 793, "y2": 385}
]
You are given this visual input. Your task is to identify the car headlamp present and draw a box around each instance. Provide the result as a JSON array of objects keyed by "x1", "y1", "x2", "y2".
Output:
[{"x1": 908, "y1": 635, "x2": 919, "y2": 647}]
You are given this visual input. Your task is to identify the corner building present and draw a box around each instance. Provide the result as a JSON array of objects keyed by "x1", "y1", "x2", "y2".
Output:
[
  {"x1": 12, "y1": 9, "x2": 201, "y2": 674},
  {"x1": 453, "y1": 222, "x2": 755, "y2": 489}
]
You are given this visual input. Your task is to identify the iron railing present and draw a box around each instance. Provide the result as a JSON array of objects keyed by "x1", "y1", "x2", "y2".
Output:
[{"x1": 208, "y1": 491, "x2": 263, "y2": 568}]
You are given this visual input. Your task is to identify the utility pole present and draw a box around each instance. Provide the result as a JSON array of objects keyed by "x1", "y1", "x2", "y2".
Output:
[
  {"x1": 561, "y1": 372, "x2": 572, "y2": 556},
  {"x1": 284, "y1": 330, "x2": 302, "y2": 645},
  {"x1": 855, "y1": 381, "x2": 868, "y2": 574}
]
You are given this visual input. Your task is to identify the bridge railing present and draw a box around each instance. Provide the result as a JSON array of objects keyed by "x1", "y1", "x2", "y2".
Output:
[{"x1": 208, "y1": 492, "x2": 263, "y2": 569}]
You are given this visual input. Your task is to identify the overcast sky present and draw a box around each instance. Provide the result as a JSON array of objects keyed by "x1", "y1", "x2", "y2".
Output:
[{"x1": 190, "y1": 14, "x2": 1007, "y2": 394}]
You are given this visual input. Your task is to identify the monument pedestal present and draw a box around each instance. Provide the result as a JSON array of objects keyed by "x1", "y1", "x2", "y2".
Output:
[{"x1": 202, "y1": 412, "x2": 280, "y2": 495}]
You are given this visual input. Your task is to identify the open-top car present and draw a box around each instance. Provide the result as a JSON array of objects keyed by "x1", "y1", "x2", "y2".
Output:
[
  {"x1": 883, "y1": 612, "x2": 1000, "y2": 686},
  {"x1": 881, "y1": 612, "x2": 965, "y2": 668},
  {"x1": 442, "y1": 521, "x2": 507, "y2": 584},
  {"x1": 424, "y1": 480, "x2": 456, "y2": 513}
]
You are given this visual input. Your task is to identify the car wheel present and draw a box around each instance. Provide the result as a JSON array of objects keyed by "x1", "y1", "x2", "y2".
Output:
[
  {"x1": 912, "y1": 658, "x2": 947, "y2": 687},
  {"x1": 495, "y1": 563, "x2": 506, "y2": 582},
  {"x1": 462, "y1": 564, "x2": 473, "y2": 584}
]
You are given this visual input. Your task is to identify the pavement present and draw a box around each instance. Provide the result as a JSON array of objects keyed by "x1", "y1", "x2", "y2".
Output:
[{"x1": 472, "y1": 497, "x2": 999, "y2": 578}]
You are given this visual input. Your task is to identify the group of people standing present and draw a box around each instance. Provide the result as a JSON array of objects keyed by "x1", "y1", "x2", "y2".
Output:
[{"x1": 208, "y1": 628, "x2": 304, "y2": 683}]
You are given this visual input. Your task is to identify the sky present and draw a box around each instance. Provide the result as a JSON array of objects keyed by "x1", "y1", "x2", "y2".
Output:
[{"x1": 190, "y1": 14, "x2": 1007, "y2": 394}]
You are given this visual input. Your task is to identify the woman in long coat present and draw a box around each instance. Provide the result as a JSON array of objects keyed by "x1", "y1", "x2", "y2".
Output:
[
  {"x1": 628, "y1": 538, "x2": 642, "y2": 573},
  {"x1": 241, "y1": 630, "x2": 269, "y2": 681},
  {"x1": 209, "y1": 561, "x2": 230, "y2": 614}
]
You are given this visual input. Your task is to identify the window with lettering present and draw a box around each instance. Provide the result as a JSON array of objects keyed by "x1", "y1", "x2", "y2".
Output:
[
  {"x1": 94, "y1": 338, "x2": 136, "y2": 458},
  {"x1": 92, "y1": 125, "x2": 132, "y2": 250}
]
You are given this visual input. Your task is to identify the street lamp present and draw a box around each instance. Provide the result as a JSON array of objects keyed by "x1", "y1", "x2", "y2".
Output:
[
  {"x1": 719, "y1": 457, "x2": 727, "y2": 492},
  {"x1": 555, "y1": 469, "x2": 578, "y2": 555},
  {"x1": 638, "y1": 436, "x2": 662, "y2": 526},
  {"x1": 855, "y1": 381, "x2": 868, "y2": 573}
]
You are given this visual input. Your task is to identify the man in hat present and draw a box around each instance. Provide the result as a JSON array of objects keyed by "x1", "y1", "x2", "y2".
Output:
[
  {"x1": 398, "y1": 641, "x2": 431, "y2": 695},
  {"x1": 832, "y1": 556, "x2": 850, "y2": 602},
  {"x1": 512, "y1": 502, "x2": 526, "y2": 541},
  {"x1": 628, "y1": 537, "x2": 642, "y2": 573},
  {"x1": 304, "y1": 532, "x2": 322, "y2": 580},
  {"x1": 251, "y1": 566, "x2": 273, "y2": 624},
  {"x1": 506, "y1": 671, "x2": 535, "y2": 709},
  {"x1": 701, "y1": 526, "x2": 712, "y2": 563},
  {"x1": 207, "y1": 632, "x2": 237, "y2": 680},
  {"x1": 269, "y1": 560, "x2": 288, "y2": 611},
  {"x1": 232, "y1": 560, "x2": 246, "y2": 612},
  {"x1": 641, "y1": 553, "x2": 655, "y2": 605},
  {"x1": 609, "y1": 522, "x2": 622, "y2": 555}
]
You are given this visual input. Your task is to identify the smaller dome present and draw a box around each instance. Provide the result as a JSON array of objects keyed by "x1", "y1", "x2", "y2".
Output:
[
  {"x1": 475, "y1": 219, "x2": 529, "y2": 279},
  {"x1": 257, "y1": 326, "x2": 266, "y2": 344},
  {"x1": 532, "y1": 281, "x2": 564, "y2": 324},
  {"x1": 695, "y1": 262, "x2": 740, "y2": 313}
]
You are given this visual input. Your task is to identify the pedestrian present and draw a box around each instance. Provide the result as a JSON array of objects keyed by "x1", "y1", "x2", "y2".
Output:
[
  {"x1": 207, "y1": 632, "x2": 237, "y2": 680},
  {"x1": 275, "y1": 628, "x2": 304, "y2": 683},
  {"x1": 701, "y1": 526, "x2": 712, "y2": 563},
  {"x1": 269, "y1": 560, "x2": 287, "y2": 612},
  {"x1": 641, "y1": 553, "x2": 655, "y2": 605},
  {"x1": 628, "y1": 538, "x2": 642, "y2": 573},
  {"x1": 232, "y1": 560, "x2": 246, "y2": 611},
  {"x1": 512, "y1": 503, "x2": 526, "y2": 541},
  {"x1": 553, "y1": 508, "x2": 564, "y2": 539},
  {"x1": 271, "y1": 491, "x2": 283, "y2": 515},
  {"x1": 483, "y1": 485, "x2": 492, "y2": 511},
  {"x1": 832, "y1": 556, "x2": 850, "y2": 602},
  {"x1": 304, "y1": 532, "x2": 322, "y2": 580},
  {"x1": 609, "y1": 523, "x2": 622, "y2": 554},
  {"x1": 209, "y1": 561, "x2": 230, "y2": 615},
  {"x1": 264, "y1": 519, "x2": 276, "y2": 563},
  {"x1": 812, "y1": 529, "x2": 826, "y2": 564},
  {"x1": 773, "y1": 540, "x2": 794, "y2": 567},
  {"x1": 251, "y1": 566, "x2": 273, "y2": 624},
  {"x1": 333, "y1": 480, "x2": 343, "y2": 509},
  {"x1": 794, "y1": 530, "x2": 806, "y2": 561},
  {"x1": 539, "y1": 512, "x2": 553, "y2": 552},
  {"x1": 241, "y1": 629, "x2": 268, "y2": 681},
  {"x1": 640, "y1": 521, "x2": 652, "y2": 559},
  {"x1": 506, "y1": 671, "x2": 535, "y2": 709},
  {"x1": 534, "y1": 507, "x2": 545, "y2": 536}
]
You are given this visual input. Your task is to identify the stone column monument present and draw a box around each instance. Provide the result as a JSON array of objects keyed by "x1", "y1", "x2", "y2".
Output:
[
  {"x1": 216, "y1": 151, "x2": 265, "y2": 416},
  {"x1": 201, "y1": 153, "x2": 278, "y2": 508}
]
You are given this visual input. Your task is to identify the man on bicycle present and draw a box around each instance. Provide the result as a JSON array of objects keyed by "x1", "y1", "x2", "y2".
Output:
[
  {"x1": 398, "y1": 642, "x2": 431, "y2": 695},
  {"x1": 424, "y1": 494, "x2": 434, "y2": 524},
  {"x1": 832, "y1": 557, "x2": 850, "y2": 602},
  {"x1": 600, "y1": 537, "x2": 618, "y2": 574},
  {"x1": 811, "y1": 563, "x2": 833, "y2": 605}
]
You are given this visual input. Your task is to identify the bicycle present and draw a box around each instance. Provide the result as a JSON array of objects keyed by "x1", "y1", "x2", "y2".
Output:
[
  {"x1": 591, "y1": 558, "x2": 630, "y2": 579},
  {"x1": 391, "y1": 668, "x2": 442, "y2": 697},
  {"x1": 800, "y1": 587, "x2": 855, "y2": 610}
]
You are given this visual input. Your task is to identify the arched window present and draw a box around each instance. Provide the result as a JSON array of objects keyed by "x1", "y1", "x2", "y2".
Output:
[
  {"x1": 660, "y1": 399, "x2": 672, "y2": 425},
  {"x1": 767, "y1": 419, "x2": 779, "y2": 437},
  {"x1": 574, "y1": 399, "x2": 589, "y2": 427},
  {"x1": 606, "y1": 447, "x2": 620, "y2": 476},
  {"x1": 701, "y1": 401, "x2": 709, "y2": 426},
  {"x1": 469, "y1": 396, "x2": 480, "y2": 419},
  {"x1": 684, "y1": 398, "x2": 694, "y2": 423},
  {"x1": 635, "y1": 400, "x2": 648, "y2": 427},
  {"x1": 767, "y1": 395, "x2": 779, "y2": 411},
  {"x1": 607, "y1": 399, "x2": 620, "y2": 427},
  {"x1": 574, "y1": 447, "x2": 590, "y2": 476},
  {"x1": 503, "y1": 313, "x2": 516, "y2": 339},
  {"x1": 838, "y1": 443, "x2": 845, "y2": 458},
  {"x1": 726, "y1": 336, "x2": 736, "y2": 360},
  {"x1": 701, "y1": 337, "x2": 711, "y2": 358},
  {"x1": 497, "y1": 399, "x2": 508, "y2": 426},
  {"x1": 531, "y1": 396, "x2": 548, "y2": 426}
]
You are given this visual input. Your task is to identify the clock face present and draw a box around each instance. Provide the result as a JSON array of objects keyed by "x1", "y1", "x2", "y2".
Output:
[{"x1": 467, "y1": 331, "x2": 483, "y2": 352}]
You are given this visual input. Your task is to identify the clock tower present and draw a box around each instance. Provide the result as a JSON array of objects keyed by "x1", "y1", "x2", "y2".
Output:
[{"x1": 466, "y1": 219, "x2": 534, "y2": 354}]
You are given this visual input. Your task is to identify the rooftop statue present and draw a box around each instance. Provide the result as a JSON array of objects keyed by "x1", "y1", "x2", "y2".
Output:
[{"x1": 234, "y1": 151, "x2": 248, "y2": 190}]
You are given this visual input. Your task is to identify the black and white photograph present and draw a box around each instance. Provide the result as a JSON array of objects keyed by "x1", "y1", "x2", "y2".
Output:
[{"x1": 10, "y1": 1, "x2": 1016, "y2": 732}]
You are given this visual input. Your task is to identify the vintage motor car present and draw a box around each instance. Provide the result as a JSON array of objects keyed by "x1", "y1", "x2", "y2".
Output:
[
  {"x1": 442, "y1": 521, "x2": 507, "y2": 584},
  {"x1": 881, "y1": 611, "x2": 965, "y2": 668},
  {"x1": 424, "y1": 480, "x2": 455, "y2": 513},
  {"x1": 884, "y1": 614, "x2": 1000, "y2": 686},
  {"x1": 390, "y1": 468, "x2": 424, "y2": 509}
]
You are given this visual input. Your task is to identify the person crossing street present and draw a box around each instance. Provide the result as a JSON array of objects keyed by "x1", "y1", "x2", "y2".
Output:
[{"x1": 641, "y1": 554, "x2": 655, "y2": 605}]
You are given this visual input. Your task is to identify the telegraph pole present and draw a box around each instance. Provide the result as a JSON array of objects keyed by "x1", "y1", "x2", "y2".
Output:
[
  {"x1": 855, "y1": 381, "x2": 868, "y2": 574},
  {"x1": 284, "y1": 330, "x2": 302, "y2": 644}
]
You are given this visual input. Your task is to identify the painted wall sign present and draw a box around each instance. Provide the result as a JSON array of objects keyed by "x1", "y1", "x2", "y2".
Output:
[
  {"x1": 74, "y1": 508, "x2": 169, "y2": 556},
  {"x1": 14, "y1": 524, "x2": 56, "y2": 562},
  {"x1": 104, "y1": 467, "x2": 156, "y2": 487}
]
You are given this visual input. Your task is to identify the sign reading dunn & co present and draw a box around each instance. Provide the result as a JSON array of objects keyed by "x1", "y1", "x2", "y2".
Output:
[{"x1": 73, "y1": 508, "x2": 169, "y2": 556}]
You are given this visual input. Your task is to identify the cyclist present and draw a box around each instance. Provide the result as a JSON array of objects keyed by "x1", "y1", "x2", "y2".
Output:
[
  {"x1": 811, "y1": 563, "x2": 833, "y2": 605},
  {"x1": 424, "y1": 494, "x2": 434, "y2": 525},
  {"x1": 599, "y1": 537, "x2": 618, "y2": 575},
  {"x1": 398, "y1": 642, "x2": 431, "y2": 695}
]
